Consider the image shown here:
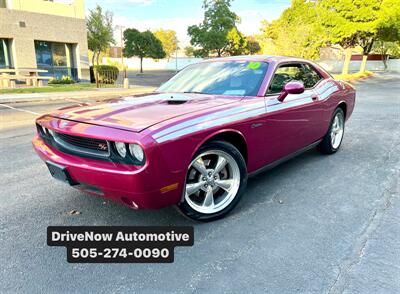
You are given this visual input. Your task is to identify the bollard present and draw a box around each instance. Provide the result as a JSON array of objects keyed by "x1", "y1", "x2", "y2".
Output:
[{"x1": 123, "y1": 78, "x2": 129, "y2": 89}]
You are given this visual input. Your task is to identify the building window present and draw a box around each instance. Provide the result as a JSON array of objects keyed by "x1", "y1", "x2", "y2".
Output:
[
  {"x1": 34, "y1": 40, "x2": 77, "y2": 80},
  {"x1": 0, "y1": 39, "x2": 12, "y2": 69},
  {"x1": 35, "y1": 41, "x2": 53, "y2": 67},
  {"x1": 52, "y1": 43, "x2": 68, "y2": 66}
]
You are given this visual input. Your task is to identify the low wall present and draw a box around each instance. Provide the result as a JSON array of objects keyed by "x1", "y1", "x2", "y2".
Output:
[
  {"x1": 103, "y1": 57, "x2": 203, "y2": 71},
  {"x1": 317, "y1": 59, "x2": 400, "y2": 73},
  {"x1": 104, "y1": 56, "x2": 400, "y2": 74}
]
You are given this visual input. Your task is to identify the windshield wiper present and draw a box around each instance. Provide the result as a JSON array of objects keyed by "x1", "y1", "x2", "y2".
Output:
[{"x1": 183, "y1": 91, "x2": 205, "y2": 94}]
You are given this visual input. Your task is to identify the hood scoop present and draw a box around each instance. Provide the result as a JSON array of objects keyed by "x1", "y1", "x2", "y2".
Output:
[
  {"x1": 162, "y1": 93, "x2": 191, "y2": 105},
  {"x1": 167, "y1": 100, "x2": 188, "y2": 105},
  {"x1": 49, "y1": 92, "x2": 238, "y2": 133}
]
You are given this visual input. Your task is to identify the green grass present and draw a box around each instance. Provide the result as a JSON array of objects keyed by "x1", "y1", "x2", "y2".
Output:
[
  {"x1": 0, "y1": 83, "x2": 112, "y2": 94},
  {"x1": 333, "y1": 70, "x2": 374, "y2": 81}
]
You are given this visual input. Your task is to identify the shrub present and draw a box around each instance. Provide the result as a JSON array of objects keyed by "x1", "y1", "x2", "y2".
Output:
[
  {"x1": 93, "y1": 65, "x2": 119, "y2": 84},
  {"x1": 104, "y1": 58, "x2": 124, "y2": 70},
  {"x1": 333, "y1": 71, "x2": 373, "y2": 81},
  {"x1": 48, "y1": 75, "x2": 76, "y2": 84}
]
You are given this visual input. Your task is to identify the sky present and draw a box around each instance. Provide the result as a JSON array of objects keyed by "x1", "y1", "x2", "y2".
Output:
[{"x1": 84, "y1": 0, "x2": 291, "y2": 47}]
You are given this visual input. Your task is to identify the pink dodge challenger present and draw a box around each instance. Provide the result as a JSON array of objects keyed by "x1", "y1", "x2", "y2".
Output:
[{"x1": 33, "y1": 56, "x2": 355, "y2": 221}]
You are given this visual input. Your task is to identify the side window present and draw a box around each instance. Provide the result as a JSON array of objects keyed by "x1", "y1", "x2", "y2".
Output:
[
  {"x1": 267, "y1": 63, "x2": 323, "y2": 94},
  {"x1": 267, "y1": 64, "x2": 302, "y2": 94},
  {"x1": 301, "y1": 64, "x2": 323, "y2": 88}
]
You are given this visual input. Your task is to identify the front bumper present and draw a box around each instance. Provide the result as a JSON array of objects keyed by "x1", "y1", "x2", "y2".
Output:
[{"x1": 32, "y1": 134, "x2": 183, "y2": 209}]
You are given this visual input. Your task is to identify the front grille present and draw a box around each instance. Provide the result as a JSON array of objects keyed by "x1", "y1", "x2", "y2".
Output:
[
  {"x1": 53, "y1": 132, "x2": 110, "y2": 157},
  {"x1": 37, "y1": 123, "x2": 140, "y2": 165}
]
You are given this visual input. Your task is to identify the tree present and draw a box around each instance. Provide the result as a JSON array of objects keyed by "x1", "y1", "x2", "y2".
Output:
[
  {"x1": 245, "y1": 36, "x2": 261, "y2": 55},
  {"x1": 86, "y1": 5, "x2": 115, "y2": 65},
  {"x1": 373, "y1": 40, "x2": 400, "y2": 69},
  {"x1": 184, "y1": 46, "x2": 195, "y2": 57},
  {"x1": 358, "y1": 32, "x2": 376, "y2": 73},
  {"x1": 353, "y1": 1, "x2": 386, "y2": 73},
  {"x1": 260, "y1": 0, "x2": 324, "y2": 60},
  {"x1": 123, "y1": 28, "x2": 166, "y2": 73},
  {"x1": 374, "y1": 0, "x2": 400, "y2": 69},
  {"x1": 318, "y1": 0, "x2": 400, "y2": 74},
  {"x1": 188, "y1": 0, "x2": 241, "y2": 57},
  {"x1": 154, "y1": 29, "x2": 178, "y2": 61},
  {"x1": 184, "y1": 46, "x2": 208, "y2": 58},
  {"x1": 225, "y1": 28, "x2": 247, "y2": 56}
]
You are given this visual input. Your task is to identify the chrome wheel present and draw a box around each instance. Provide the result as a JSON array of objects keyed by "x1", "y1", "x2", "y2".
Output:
[
  {"x1": 331, "y1": 112, "x2": 344, "y2": 149},
  {"x1": 185, "y1": 150, "x2": 241, "y2": 214}
]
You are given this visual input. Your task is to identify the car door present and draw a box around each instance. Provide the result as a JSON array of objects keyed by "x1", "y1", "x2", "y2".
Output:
[{"x1": 258, "y1": 62, "x2": 326, "y2": 165}]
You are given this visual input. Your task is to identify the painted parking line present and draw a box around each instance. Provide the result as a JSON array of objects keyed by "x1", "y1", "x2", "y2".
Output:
[
  {"x1": 66, "y1": 98, "x2": 92, "y2": 104},
  {"x1": 0, "y1": 103, "x2": 40, "y2": 115}
]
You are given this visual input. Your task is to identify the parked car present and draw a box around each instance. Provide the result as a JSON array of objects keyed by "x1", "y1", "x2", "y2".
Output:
[{"x1": 32, "y1": 56, "x2": 356, "y2": 221}]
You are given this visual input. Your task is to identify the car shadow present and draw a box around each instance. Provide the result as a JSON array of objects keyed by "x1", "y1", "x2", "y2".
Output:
[
  {"x1": 70, "y1": 148, "x2": 324, "y2": 226},
  {"x1": 234, "y1": 149, "x2": 323, "y2": 215}
]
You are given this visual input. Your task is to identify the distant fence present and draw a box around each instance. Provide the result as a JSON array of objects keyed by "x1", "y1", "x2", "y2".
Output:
[
  {"x1": 317, "y1": 59, "x2": 400, "y2": 73},
  {"x1": 102, "y1": 56, "x2": 400, "y2": 74},
  {"x1": 103, "y1": 57, "x2": 203, "y2": 71},
  {"x1": 93, "y1": 68, "x2": 120, "y2": 88}
]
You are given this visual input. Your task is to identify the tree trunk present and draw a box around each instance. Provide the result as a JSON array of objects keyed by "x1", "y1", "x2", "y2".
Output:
[
  {"x1": 383, "y1": 55, "x2": 388, "y2": 70},
  {"x1": 96, "y1": 51, "x2": 100, "y2": 65},
  {"x1": 91, "y1": 52, "x2": 96, "y2": 66},
  {"x1": 140, "y1": 57, "x2": 143, "y2": 73},
  {"x1": 359, "y1": 55, "x2": 368, "y2": 73},
  {"x1": 359, "y1": 39, "x2": 374, "y2": 73},
  {"x1": 342, "y1": 48, "x2": 352, "y2": 75},
  {"x1": 380, "y1": 44, "x2": 388, "y2": 70}
]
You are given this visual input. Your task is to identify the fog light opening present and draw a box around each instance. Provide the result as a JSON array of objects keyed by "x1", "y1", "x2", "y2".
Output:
[
  {"x1": 121, "y1": 197, "x2": 139, "y2": 209},
  {"x1": 131, "y1": 201, "x2": 139, "y2": 209}
]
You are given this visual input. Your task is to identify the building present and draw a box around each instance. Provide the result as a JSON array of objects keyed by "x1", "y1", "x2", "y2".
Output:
[{"x1": 0, "y1": 0, "x2": 89, "y2": 81}]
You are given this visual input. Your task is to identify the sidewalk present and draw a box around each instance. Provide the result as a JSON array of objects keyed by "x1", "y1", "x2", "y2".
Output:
[{"x1": 0, "y1": 86, "x2": 156, "y2": 104}]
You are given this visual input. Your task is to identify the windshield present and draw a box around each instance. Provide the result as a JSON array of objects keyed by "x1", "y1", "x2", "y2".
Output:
[{"x1": 157, "y1": 61, "x2": 268, "y2": 96}]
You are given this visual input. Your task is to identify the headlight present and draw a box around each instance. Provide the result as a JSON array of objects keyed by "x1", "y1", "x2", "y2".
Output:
[
  {"x1": 129, "y1": 143, "x2": 144, "y2": 163},
  {"x1": 114, "y1": 142, "x2": 127, "y2": 157}
]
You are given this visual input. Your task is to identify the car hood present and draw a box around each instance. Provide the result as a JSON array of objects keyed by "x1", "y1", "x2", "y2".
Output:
[{"x1": 50, "y1": 92, "x2": 241, "y2": 132}]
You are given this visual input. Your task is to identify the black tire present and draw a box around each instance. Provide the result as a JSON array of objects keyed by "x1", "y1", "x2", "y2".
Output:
[
  {"x1": 318, "y1": 108, "x2": 345, "y2": 154},
  {"x1": 177, "y1": 141, "x2": 247, "y2": 222}
]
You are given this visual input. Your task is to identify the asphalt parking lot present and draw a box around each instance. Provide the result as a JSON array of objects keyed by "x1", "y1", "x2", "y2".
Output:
[
  {"x1": 122, "y1": 69, "x2": 176, "y2": 87},
  {"x1": 1, "y1": 72, "x2": 399, "y2": 293}
]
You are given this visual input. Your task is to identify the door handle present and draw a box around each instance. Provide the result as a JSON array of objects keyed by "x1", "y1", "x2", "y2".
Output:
[{"x1": 311, "y1": 95, "x2": 318, "y2": 101}]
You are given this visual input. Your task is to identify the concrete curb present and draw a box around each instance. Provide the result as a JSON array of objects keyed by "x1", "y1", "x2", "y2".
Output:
[{"x1": 0, "y1": 86, "x2": 156, "y2": 104}]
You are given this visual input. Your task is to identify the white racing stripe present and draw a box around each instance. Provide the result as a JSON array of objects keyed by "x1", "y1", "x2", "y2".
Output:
[
  {"x1": 0, "y1": 103, "x2": 40, "y2": 115},
  {"x1": 153, "y1": 101, "x2": 266, "y2": 140},
  {"x1": 153, "y1": 100, "x2": 272, "y2": 143},
  {"x1": 153, "y1": 82, "x2": 339, "y2": 143},
  {"x1": 156, "y1": 106, "x2": 266, "y2": 143},
  {"x1": 154, "y1": 96, "x2": 313, "y2": 143}
]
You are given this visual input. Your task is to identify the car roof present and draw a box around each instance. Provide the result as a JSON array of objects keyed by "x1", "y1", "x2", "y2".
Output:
[
  {"x1": 204, "y1": 55, "x2": 311, "y2": 64},
  {"x1": 200, "y1": 55, "x2": 331, "y2": 79}
]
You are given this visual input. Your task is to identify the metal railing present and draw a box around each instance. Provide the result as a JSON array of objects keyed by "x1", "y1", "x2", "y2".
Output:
[{"x1": 94, "y1": 69, "x2": 120, "y2": 88}]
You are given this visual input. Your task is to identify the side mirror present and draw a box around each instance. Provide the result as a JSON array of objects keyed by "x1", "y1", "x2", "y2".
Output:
[{"x1": 277, "y1": 81, "x2": 305, "y2": 102}]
